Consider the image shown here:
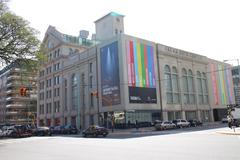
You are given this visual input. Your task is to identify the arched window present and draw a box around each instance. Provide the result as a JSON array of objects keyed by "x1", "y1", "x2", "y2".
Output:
[
  {"x1": 172, "y1": 67, "x2": 179, "y2": 103},
  {"x1": 164, "y1": 65, "x2": 172, "y2": 103},
  {"x1": 188, "y1": 69, "x2": 195, "y2": 104},
  {"x1": 202, "y1": 72, "x2": 208, "y2": 104},
  {"x1": 182, "y1": 68, "x2": 189, "y2": 104},
  {"x1": 71, "y1": 74, "x2": 78, "y2": 110},
  {"x1": 197, "y1": 71, "x2": 203, "y2": 104},
  {"x1": 164, "y1": 65, "x2": 180, "y2": 104}
]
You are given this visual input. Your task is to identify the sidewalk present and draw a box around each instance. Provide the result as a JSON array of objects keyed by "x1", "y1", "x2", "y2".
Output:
[
  {"x1": 111, "y1": 127, "x2": 154, "y2": 135},
  {"x1": 216, "y1": 127, "x2": 240, "y2": 135}
]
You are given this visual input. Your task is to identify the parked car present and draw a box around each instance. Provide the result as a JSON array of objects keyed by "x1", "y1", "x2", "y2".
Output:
[
  {"x1": 82, "y1": 125, "x2": 108, "y2": 137},
  {"x1": 52, "y1": 125, "x2": 65, "y2": 134},
  {"x1": 2, "y1": 125, "x2": 32, "y2": 138},
  {"x1": 155, "y1": 121, "x2": 176, "y2": 130},
  {"x1": 0, "y1": 129, "x2": 4, "y2": 138},
  {"x1": 172, "y1": 119, "x2": 190, "y2": 128},
  {"x1": 188, "y1": 119, "x2": 203, "y2": 127},
  {"x1": 63, "y1": 125, "x2": 78, "y2": 134},
  {"x1": 152, "y1": 120, "x2": 162, "y2": 126},
  {"x1": 34, "y1": 127, "x2": 52, "y2": 136},
  {"x1": 222, "y1": 117, "x2": 228, "y2": 123}
]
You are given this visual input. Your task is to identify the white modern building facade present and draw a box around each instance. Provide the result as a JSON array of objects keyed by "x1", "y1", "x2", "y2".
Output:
[{"x1": 37, "y1": 12, "x2": 235, "y2": 129}]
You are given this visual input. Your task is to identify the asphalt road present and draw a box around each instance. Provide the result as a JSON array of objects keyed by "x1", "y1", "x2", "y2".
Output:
[{"x1": 0, "y1": 126, "x2": 240, "y2": 160}]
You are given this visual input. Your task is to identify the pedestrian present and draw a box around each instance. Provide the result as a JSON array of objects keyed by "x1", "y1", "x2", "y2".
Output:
[{"x1": 135, "y1": 120, "x2": 139, "y2": 130}]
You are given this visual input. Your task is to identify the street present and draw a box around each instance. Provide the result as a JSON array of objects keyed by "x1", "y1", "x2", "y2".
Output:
[{"x1": 0, "y1": 126, "x2": 240, "y2": 160}]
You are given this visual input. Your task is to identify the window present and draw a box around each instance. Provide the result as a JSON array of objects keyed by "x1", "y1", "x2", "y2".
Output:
[
  {"x1": 197, "y1": 71, "x2": 208, "y2": 104},
  {"x1": 54, "y1": 101, "x2": 60, "y2": 113},
  {"x1": 89, "y1": 63, "x2": 92, "y2": 73},
  {"x1": 46, "y1": 103, "x2": 52, "y2": 114},
  {"x1": 202, "y1": 73, "x2": 208, "y2": 104},
  {"x1": 182, "y1": 68, "x2": 196, "y2": 104},
  {"x1": 90, "y1": 76, "x2": 93, "y2": 88},
  {"x1": 46, "y1": 79, "x2": 52, "y2": 88},
  {"x1": 39, "y1": 92, "x2": 44, "y2": 100},
  {"x1": 57, "y1": 49, "x2": 60, "y2": 57},
  {"x1": 39, "y1": 81, "x2": 44, "y2": 90},
  {"x1": 71, "y1": 74, "x2": 78, "y2": 110},
  {"x1": 64, "y1": 79, "x2": 68, "y2": 111},
  {"x1": 164, "y1": 65, "x2": 180, "y2": 104},
  {"x1": 115, "y1": 29, "x2": 118, "y2": 35},
  {"x1": 90, "y1": 93, "x2": 94, "y2": 107},
  {"x1": 54, "y1": 76, "x2": 60, "y2": 85},
  {"x1": 54, "y1": 50, "x2": 57, "y2": 58},
  {"x1": 39, "y1": 104, "x2": 44, "y2": 114},
  {"x1": 46, "y1": 66, "x2": 52, "y2": 74},
  {"x1": 57, "y1": 88, "x2": 60, "y2": 96},
  {"x1": 39, "y1": 70, "x2": 45, "y2": 77}
]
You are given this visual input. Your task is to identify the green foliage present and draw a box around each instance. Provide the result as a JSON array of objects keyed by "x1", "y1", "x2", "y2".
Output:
[{"x1": 0, "y1": 0, "x2": 45, "y2": 68}]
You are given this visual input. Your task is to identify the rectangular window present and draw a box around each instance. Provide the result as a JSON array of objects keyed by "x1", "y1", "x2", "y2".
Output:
[
  {"x1": 54, "y1": 88, "x2": 56, "y2": 97},
  {"x1": 90, "y1": 94, "x2": 94, "y2": 107},
  {"x1": 64, "y1": 88, "x2": 67, "y2": 111},
  {"x1": 90, "y1": 76, "x2": 93, "y2": 88},
  {"x1": 89, "y1": 63, "x2": 92, "y2": 73},
  {"x1": 57, "y1": 88, "x2": 60, "y2": 96}
]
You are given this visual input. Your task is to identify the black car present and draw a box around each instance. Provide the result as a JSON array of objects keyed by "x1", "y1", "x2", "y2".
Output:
[
  {"x1": 63, "y1": 125, "x2": 78, "y2": 134},
  {"x1": 82, "y1": 125, "x2": 108, "y2": 137},
  {"x1": 34, "y1": 127, "x2": 52, "y2": 136},
  {"x1": 188, "y1": 119, "x2": 203, "y2": 127}
]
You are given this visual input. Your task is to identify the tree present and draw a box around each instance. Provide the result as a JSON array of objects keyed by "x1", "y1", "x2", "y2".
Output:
[{"x1": 0, "y1": 0, "x2": 40, "y2": 65}]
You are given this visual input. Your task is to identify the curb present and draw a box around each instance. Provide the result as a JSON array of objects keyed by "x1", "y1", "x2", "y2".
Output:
[{"x1": 216, "y1": 131, "x2": 240, "y2": 135}]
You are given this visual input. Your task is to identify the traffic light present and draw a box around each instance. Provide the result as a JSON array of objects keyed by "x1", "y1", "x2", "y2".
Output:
[{"x1": 19, "y1": 87, "x2": 27, "y2": 96}]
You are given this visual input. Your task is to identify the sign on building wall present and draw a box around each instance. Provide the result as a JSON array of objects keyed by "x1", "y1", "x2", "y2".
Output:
[
  {"x1": 100, "y1": 41, "x2": 121, "y2": 106},
  {"x1": 126, "y1": 40, "x2": 157, "y2": 103},
  {"x1": 210, "y1": 63, "x2": 234, "y2": 105}
]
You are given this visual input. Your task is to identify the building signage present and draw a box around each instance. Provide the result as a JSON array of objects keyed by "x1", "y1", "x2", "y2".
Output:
[{"x1": 100, "y1": 41, "x2": 121, "y2": 106}]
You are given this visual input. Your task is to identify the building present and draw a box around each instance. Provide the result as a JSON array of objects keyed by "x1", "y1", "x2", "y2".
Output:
[
  {"x1": 0, "y1": 60, "x2": 37, "y2": 124},
  {"x1": 232, "y1": 66, "x2": 240, "y2": 105},
  {"x1": 37, "y1": 12, "x2": 235, "y2": 129}
]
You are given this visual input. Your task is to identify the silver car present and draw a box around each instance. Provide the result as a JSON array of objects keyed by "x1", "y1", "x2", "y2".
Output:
[{"x1": 155, "y1": 121, "x2": 176, "y2": 130}]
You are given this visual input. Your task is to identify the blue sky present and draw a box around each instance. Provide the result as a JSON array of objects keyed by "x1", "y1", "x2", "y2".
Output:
[{"x1": 8, "y1": 0, "x2": 240, "y2": 65}]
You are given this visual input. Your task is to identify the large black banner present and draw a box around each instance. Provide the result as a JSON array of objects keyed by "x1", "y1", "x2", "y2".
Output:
[
  {"x1": 129, "y1": 87, "x2": 157, "y2": 103},
  {"x1": 100, "y1": 41, "x2": 121, "y2": 106}
]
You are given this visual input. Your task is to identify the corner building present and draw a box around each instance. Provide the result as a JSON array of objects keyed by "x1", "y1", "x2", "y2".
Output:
[{"x1": 38, "y1": 12, "x2": 235, "y2": 129}]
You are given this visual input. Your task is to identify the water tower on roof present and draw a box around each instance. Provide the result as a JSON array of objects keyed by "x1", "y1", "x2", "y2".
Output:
[{"x1": 95, "y1": 12, "x2": 124, "y2": 41}]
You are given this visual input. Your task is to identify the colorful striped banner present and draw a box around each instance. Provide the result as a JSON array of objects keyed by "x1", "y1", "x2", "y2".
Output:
[
  {"x1": 211, "y1": 62, "x2": 234, "y2": 105},
  {"x1": 126, "y1": 40, "x2": 156, "y2": 88},
  {"x1": 210, "y1": 63, "x2": 219, "y2": 105}
]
